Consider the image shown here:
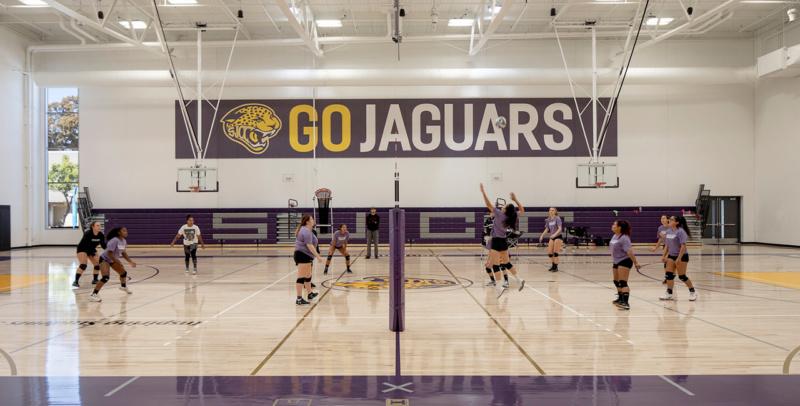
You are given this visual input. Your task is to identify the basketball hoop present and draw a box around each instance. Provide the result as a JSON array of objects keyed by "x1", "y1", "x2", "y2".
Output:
[
  {"x1": 188, "y1": 186, "x2": 200, "y2": 193},
  {"x1": 314, "y1": 188, "x2": 332, "y2": 201},
  {"x1": 594, "y1": 182, "x2": 607, "y2": 189}
]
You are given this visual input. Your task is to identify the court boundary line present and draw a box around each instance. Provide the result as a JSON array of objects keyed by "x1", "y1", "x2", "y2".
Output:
[
  {"x1": 784, "y1": 345, "x2": 800, "y2": 374},
  {"x1": 658, "y1": 375, "x2": 695, "y2": 396},
  {"x1": 104, "y1": 376, "x2": 140, "y2": 397},
  {"x1": 249, "y1": 250, "x2": 364, "y2": 376},
  {"x1": 10, "y1": 258, "x2": 274, "y2": 355},
  {"x1": 431, "y1": 249, "x2": 546, "y2": 375},
  {"x1": 0, "y1": 347, "x2": 17, "y2": 376}
]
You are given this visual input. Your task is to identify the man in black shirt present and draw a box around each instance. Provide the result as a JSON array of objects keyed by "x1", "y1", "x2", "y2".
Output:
[{"x1": 366, "y1": 207, "x2": 380, "y2": 259}]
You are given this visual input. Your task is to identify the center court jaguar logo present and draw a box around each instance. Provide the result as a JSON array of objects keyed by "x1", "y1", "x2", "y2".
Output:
[
  {"x1": 220, "y1": 103, "x2": 282, "y2": 154},
  {"x1": 332, "y1": 276, "x2": 464, "y2": 291}
]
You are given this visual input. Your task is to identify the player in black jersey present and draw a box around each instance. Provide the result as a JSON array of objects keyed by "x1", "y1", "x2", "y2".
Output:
[{"x1": 72, "y1": 221, "x2": 106, "y2": 288}]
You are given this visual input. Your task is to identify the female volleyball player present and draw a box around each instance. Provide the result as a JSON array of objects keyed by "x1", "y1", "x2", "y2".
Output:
[
  {"x1": 610, "y1": 220, "x2": 641, "y2": 310},
  {"x1": 294, "y1": 214, "x2": 322, "y2": 305},
  {"x1": 479, "y1": 184, "x2": 525, "y2": 298},
  {"x1": 170, "y1": 214, "x2": 205, "y2": 274},
  {"x1": 72, "y1": 221, "x2": 106, "y2": 288},
  {"x1": 661, "y1": 216, "x2": 697, "y2": 301},
  {"x1": 324, "y1": 224, "x2": 352, "y2": 275},
  {"x1": 651, "y1": 214, "x2": 671, "y2": 284},
  {"x1": 539, "y1": 207, "x2": 563, "y2": 272},
  {"x1": 89, "y1": 227, "x2": 136, "y2": 302}
]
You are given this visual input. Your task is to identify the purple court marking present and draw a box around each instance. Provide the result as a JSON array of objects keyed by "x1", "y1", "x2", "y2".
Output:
[{"x1": 1, "y1": 375, "x2": 799, "y2": 405}]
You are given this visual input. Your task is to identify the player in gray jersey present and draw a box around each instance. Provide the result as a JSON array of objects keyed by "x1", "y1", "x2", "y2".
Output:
[
  {"x1": 480, "y1": 183, "x2": 526, "y2": 298},
  {"x1": 539, "y1": 207, "x2": 564, "y2": 272},
  {"x1": 660, "y1": 216, "x2": 697, "y2": 301},
  {"x1": 325, "y1": 224, "x2": 352, "y2": 275},
  {"x1": 609, "y1": 220, "x2": 641, "y2": 310},
  {"x1": 651, "y1": 214, "x2": 671, "y2": 284}
]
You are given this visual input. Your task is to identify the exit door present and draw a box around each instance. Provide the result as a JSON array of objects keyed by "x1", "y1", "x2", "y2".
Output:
[{"x1": 704, "y1": 196, "x2": 741, "y2": 244}]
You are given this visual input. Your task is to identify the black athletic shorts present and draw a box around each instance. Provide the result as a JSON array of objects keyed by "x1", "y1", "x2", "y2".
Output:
[
  {"x1": 294, "y1": 251, "x2": 314, "y2": 265},
  {"x1": 76, "y1": 249, "x2": 97, "y2": 256},
  {"x1": 550, "y1": 235, "x2": 564, "y2": 241},
  {"x1": 667, "y1": 253, "x2": 690, "y2": 263},
  {"x1": 613, "y1": 258, "x2": 634, "y2": 269},
  {"x1": 490, "y1": 237, "x2": 509, "y2": 252},
  {"x1": 99, "y1": 256, "x2": 115, "y2": 265}
]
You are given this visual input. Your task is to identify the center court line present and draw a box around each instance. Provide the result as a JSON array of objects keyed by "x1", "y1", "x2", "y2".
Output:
[
  {"x1": 658, "y1": 375, "x2": 695, "y2": 396},
  {"x1": 432, "y1": 251, "x2": 546, "y2": 375},
  {"x1": 104, "y1": 376, "x2": 140, "y2": 397},
  {"x1": 10, "y1": 258, "x2": 275, "y2": 355},
  {"x1": 249, "y1": 253, "x2": 365, "y2": 376}
]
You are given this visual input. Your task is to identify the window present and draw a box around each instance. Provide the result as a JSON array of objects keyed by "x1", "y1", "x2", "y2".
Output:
[{"x1": 46, "y1": 88, "x2": 79, "y2": 229}]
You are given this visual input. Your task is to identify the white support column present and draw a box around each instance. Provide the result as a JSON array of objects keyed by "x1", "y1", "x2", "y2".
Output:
[
  {"x1": 197, "y1": 30, "x2": 202, "y2": 159},
  {"x1": 591, "y1": 27, "x2": 598, "y2": 163}
]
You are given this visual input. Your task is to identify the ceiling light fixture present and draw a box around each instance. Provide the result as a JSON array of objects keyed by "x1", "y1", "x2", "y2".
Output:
[
  {"x1": 448, "y1": 19, "x2": 474, "y2": 27},
  {"x1": 18, "y1": 0, "x2": 49, "y2": 6},
  {"x1": 166, "y1": 0, "x2": 198, "y2": 4},
  {"x1": 646, "y1": 17, "x2": 673, "y2": 26},
  {"x1": 119, "y1": 20, "x2": 147, "y2": 29},
  {"x1": 789, "y1": 8, "x2": 797, "y2": 22},
  {"x1": 317, "y1": 19, "x2": 342, "y2": 27}
]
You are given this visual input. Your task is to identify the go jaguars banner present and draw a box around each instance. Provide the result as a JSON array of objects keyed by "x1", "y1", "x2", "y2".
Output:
[{"x1": 174, "y1": 98, "x2": 617, "y2": 158}]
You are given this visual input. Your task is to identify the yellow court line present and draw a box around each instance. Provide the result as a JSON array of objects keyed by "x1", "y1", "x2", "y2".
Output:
[
  {"x1": 715, "y1": 272, "x2": 800, "y2": 290},
  {"x1": 0, "y1": 275, "x2": 50, "y2": 293}
]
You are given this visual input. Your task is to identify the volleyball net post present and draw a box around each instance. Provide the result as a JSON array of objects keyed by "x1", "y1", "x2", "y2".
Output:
[{"x1": 389, "y1": 208, "x2": 405, "y2": 332}]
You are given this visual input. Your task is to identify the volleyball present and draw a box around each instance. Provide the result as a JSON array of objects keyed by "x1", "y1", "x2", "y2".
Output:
[{"x1": 496, "y1": 116, "x2": 507, "y2": 129}]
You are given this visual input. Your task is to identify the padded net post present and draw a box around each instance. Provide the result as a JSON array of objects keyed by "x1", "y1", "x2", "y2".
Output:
[{"x1": 389, "y1": 208, "x2": 405, "y2": 332}]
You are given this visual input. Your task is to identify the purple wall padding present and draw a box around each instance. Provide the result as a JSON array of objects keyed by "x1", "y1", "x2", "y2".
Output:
[
  {"x1": 92, "y1": 206, "x2": 694, "y2": 245},
  {"x1": 389, "y1": 209, "x2": 405, "y2": 332}
]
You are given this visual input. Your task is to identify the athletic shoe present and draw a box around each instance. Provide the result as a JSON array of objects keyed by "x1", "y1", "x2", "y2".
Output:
[
  {"x1": 365, "y1": 256, "x2": 371, "y2": 259},
  {"x1": 192, "y1": 269, "x2": 197, "y2": 275},
  {"x1": 185, "y1": 268, "x2": 189, "y2": 274},
  {"x1": 549, "y1": 267, "x2": 559, "y2": 273},
  {"x1": 71, "y1": 281, "x2": 79, "y2": 289},
  {"x1": 689, "y1": 291, "x2": 698, "y2": 301},
  {"x1": 659, "y1": 292, "x2": 674, "y2": 300},
  {"x1": 517, "y1": 279, "x2": 525, "y2": 291},
  {"x1": 486, "y1": 281, "x2": 496, "y2": 286},
  {"x1": 119, "y1": 286, "x2": 132, "y2": 294},
  {"x1": 662, "y1": 279, "x2": 667, "y2": 284},
  {"x1": 346, "y1": 269, "x2": 353, "y2": 274},
  {"x1": 502, "y1": 280, "x2": 510, "y2": 289},
  {"x1": 89, "y1": 294, "x2": 102, "y2": 302},
  {"x1": 308, "y1": 292, "x2": 319, "y2": 300},
  {"x1": 296, "y1": 298, "x2": 310, "y2": 305},
  {"x1": 615, "y1": 301, "x2": 630, "y2": 310},
  {"x1": 496, "y1": 285, "x2": 507, "y2": 299},
  {"x1": 91, "y1": 279, "x2": 98, "y2": 285},
  {"x1": 323, "y1": 270, "x2": 328, "y2": 275},
  {"x1": 612, "y1": 296, "x2": 621, "y2": 306}
]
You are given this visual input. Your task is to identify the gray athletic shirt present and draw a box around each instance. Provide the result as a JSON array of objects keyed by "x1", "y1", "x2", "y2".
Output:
[
  {"x1": 491, "y1": 207, "x2": 509, "y2": 238},
  {"x1": 546, "y1": 216, "x2": 563, "y2": 237},
  {"x1": 332, "y1": 230, "x2": 350, "y2": 248},
  {"x1": 294, "y1": 226, "x2": 318, "y2": 258},
  {"x1": 610, "y1": 234, "x2": 632, "y2": 264},
  {"x1": 657, "y1": 225, "x2": 670, "y2": 242},
  {"x1": 101, "y1": 237, "x2": 126, "y2": 263},
  {"x1": 665, "y1": 228, "x2": 688, "y2": 256}
]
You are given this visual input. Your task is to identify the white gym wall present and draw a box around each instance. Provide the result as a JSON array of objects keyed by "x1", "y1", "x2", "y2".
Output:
[{"x1": 1, "y1": 33, "x2": 765, "y2": 245}]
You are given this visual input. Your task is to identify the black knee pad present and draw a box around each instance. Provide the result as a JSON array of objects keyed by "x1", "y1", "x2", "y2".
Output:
[
  {"x1": 93, "y1": 265, "x2": 100, "y2": 271},
  {"x1": 345, "y1": 255, "x2": 350, "y2": 261},
  {"x1": 678, "y1": 275, "x2": 689, "y2": 282},
  {"x1": 79, "y1": 264, "x2": 88, "y2": 270},
  {"x1": 613, "y1": 280, "x2": 620, "y2": 288},
  {"x1": 100, "y1": 276, "x2": 110, "y2": 283},
  {"x1": 296, "y1": 278, "x2": 305, "y2": 284},
  {"x1": 666, "y1": 272, "x2": 676, "y2": 280},
  {"x1": 548, "y1": 254, "x2": 554, "y2": 258},
  {"x1": 120, "y1": 272, "x2": 127, "y2": 278},
  {"x1": 486, "y1": 268, "x2": 493, "y2": 274},
  {"x1": 502, "y1": 262, "x2": 512, "y2": 270},
  {"x1": 618, "y1": 280, "x2": 628, "y2": 288},
  {"x1": 553, "y1": 253, "x2": 559, "y2": 257},
  {"x1": 492, "y1": 265, "x2": 501, "y2": 273},
  {"x1": 327, "y1": 255, "x2": 333, "y2": 261}
]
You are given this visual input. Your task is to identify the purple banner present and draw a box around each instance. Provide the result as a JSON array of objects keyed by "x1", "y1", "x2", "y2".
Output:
[{"x1": 175, "y1": 98, "x2": 617, "y2": 158}]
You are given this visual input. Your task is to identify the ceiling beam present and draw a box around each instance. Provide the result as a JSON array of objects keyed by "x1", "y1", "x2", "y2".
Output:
[
  {"x1": 273, "y1": 0, "x2": 323, "y2": 57},
  {"x1": 636, "y1": 0, "x2": 743, "y2": 50},
  {"x1": 469, "y1": 0, "x2": 516, "y2": 56},
  {"x1": 40, "y1": 0, "x2": 162, "y2": 55}
]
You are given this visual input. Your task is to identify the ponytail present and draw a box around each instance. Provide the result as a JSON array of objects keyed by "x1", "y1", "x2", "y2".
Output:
[
  {"x1": 615, "y1": 220, "x2": 631, "y2": 236},
  {"x1": 106, "y1": 227, "x2": 122, "y2": 241},
  {"x1": 675, "y1": 216, "x2": 692, "y2": 238}
]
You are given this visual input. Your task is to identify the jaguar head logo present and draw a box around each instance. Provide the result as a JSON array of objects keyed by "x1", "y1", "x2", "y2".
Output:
[{"x1": 220, "y1": 104, "x2": 282, "y2": 154}]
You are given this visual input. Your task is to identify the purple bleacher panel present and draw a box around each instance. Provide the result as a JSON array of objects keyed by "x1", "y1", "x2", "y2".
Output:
[{"x1": 93, "y1": 206, "x2": 694, "y2": 245}]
